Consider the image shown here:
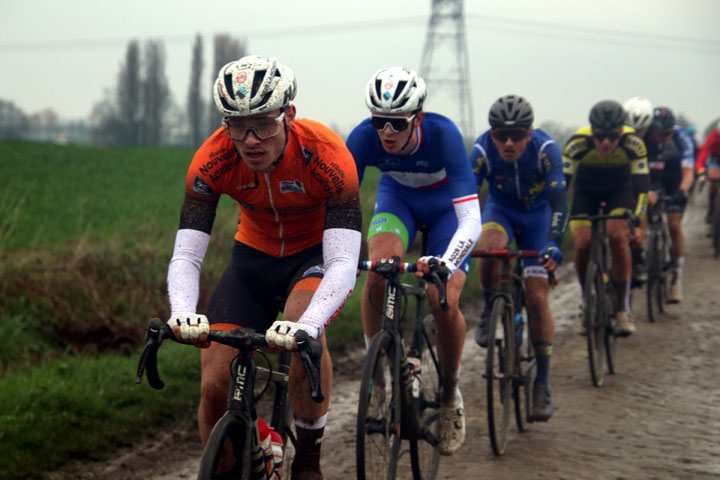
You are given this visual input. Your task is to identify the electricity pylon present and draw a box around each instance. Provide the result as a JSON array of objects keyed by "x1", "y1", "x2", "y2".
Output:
[{"x1": 419, "y1": 0, "x2": 475, "y2": 141}]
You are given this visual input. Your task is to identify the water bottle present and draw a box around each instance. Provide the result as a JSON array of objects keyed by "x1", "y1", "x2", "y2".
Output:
[
  {"x1": 405, "y1": 356, "x2": 421, "y2": 399},
  {"x1": 515, "y1": 312, "x2": 523, "y2": 347}
]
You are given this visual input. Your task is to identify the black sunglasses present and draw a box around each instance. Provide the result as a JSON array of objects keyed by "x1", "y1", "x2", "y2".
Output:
[
  {"x1": 592, "y1": 131, "x2": 621, "y2": 142},
  {"x1": 491, "y1": 128, "x2": 528, "y2": 142},
  {"x1": 371, "y1": 114, "x2": 415, "y2": 132}
]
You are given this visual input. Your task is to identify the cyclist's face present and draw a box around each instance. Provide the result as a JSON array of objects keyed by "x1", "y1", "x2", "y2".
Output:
[
  {"x1": 490, "y1": 128, "x2": 532, "y2": 162},
  {"x1": 373, "y1": 111, "x2": 424, "y2": 154},
  {"x1": 592, "y1": 128, "x2": 623, "y2": 155},
  {"x1": 228, "y1": 106, "x2": 296, "y2": 172}
]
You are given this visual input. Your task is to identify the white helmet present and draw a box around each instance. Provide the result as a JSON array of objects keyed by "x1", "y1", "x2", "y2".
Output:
[
  {"x1": 365, "y1": 66, "x2": 427, "y2": 114},
  {"x1": 623, "y1": 96, "x2": 653, "y2": 130},
  {"x1": 213, "y1": 55, "x2": 296, "y2": 117}
]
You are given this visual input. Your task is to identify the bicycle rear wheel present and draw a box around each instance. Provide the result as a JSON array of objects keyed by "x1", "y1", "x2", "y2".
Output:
[
  {"x1": 713, "y1": 195, "x2": 720, "y2": 257},
  {"x1": 584, "y1": 263, "x2": 607, "y2": 387},
  {"x1": 197, "y1": 413, "x2": 251, "y2": 480},
  {"x1": 485, "y1": 296, "x2": 514, "y2": 456},
  {"x1": 356, "y1": 330, "x2": 401, "y2": 480},
  {"x1": 513, "y1": 307, "x2": 535, "y2": 433},
  {"x1": 409, "y1": 315, "x2": 441, "y2": 480},
  {"x1": 646, "y1": 232, "x2": 660, "y2": 323}
]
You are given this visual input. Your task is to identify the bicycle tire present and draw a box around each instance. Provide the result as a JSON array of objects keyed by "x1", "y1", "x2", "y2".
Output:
[
  {"x1": 646, "y1": 231, "x2": 660, "y2": 323},
  {"x1": 485, "y1": 296, "x2": 514, "y2": 456},
  {"x1": 270, "y1": 352, "x2": 295, "y2": 480},
  {"x1": 513, "y1": 305, "x2": 535, "y2": 433},
  {"x1": 356, "y1": 330, "x2": 401, "y2": 480},
  {"x1": 197, "y1": 413, "x2": 252, "y2": 480},
  {"x1": 605, "y1": 280, "x2": 618, "y2": 375},
  {"x1": 713, "y1": 194, "x2": 720, "y2": 258},
  {"x1": 584, "y1": 262, "x2": 607, "y2": 387},
  {"x1": 409, "y1": 314, "x2": 441, "y2": 480}
]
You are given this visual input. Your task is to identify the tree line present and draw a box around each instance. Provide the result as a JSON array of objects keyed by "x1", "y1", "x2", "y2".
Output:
[{"x1": 0, "y1": 34, "x2": 245, "y2": 147}]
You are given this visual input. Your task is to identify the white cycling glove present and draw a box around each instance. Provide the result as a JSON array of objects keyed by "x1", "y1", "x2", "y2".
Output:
[
  {"x1": 167, "y1": 313, "x2": 210, "y2": 341},
  {"x1": 265, "y1": 320, "x2": 317, "y2": 350}
]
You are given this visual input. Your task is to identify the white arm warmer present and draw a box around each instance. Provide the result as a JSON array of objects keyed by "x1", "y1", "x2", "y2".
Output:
[
  {"x1": 297, "y1": 228, "x2": 362, "y2": 338},
  {"x1": 167, "y1": 228, "x2": 211, "y2": 315},
  {"x1": 440, "y1": 197, "x2": 482, "y2": 275}
]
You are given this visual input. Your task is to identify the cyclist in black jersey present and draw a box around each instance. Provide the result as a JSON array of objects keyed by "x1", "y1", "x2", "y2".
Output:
[{"x1": 563, "y1": 100, "x2": 649, "y2": 336}]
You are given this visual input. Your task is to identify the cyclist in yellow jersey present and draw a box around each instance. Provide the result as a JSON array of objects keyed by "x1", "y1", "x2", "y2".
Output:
[{"x1": 563, "y1": 100, "x2": 649, "y2": 336}]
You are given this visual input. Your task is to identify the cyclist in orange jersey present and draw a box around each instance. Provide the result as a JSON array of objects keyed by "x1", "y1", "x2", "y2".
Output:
[{"x1": 166, "y1": 55, "x2": 362, "y2": 480}]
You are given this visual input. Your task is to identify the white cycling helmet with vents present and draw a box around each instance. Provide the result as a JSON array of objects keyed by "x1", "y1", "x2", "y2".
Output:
[
  {"x1": 365, "y1": 66, "x2": 427, "y2": 114},
  {"x1": 623, "y1": 96, "x2": 654, "y2": 130},
  {"x1": 213, "y1": 55, "x2": 296, "y2": 117}
]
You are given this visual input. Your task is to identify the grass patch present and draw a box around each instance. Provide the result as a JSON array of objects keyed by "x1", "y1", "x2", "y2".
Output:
[{"x1": 0, "y1": 343, "x2": 200, "y2": 480}]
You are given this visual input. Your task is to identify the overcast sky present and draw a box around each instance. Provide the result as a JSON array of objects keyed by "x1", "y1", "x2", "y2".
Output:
[{"x1": 1, "y1": 0, "x2": 719, "y2": 137}]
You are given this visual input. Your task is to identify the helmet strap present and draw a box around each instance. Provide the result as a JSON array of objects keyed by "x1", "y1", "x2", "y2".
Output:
[
  {"x1": 270, "y1": 119, "x2": 290, "y2": 169},
  {"x1": 398, "y1": 118, "x2": 417, "y2": 152}
]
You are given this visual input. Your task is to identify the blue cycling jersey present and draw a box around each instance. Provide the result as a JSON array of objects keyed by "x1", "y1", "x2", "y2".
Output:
[
  {"x1": 347, "y1": 112, "x2": 478, "y2": 200},
  {"x1": 469, "y1": 128, "x2": 566, "y2": 211},
  {"x1": 649, "y1": 126, "x2": 695, "y2": 193}
]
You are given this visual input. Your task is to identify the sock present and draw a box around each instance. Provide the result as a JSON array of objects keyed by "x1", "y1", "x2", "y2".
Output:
[
  {"x1": 674, "y1": 257, "x2": 684, "y2": 285},
  {"x1": 291, "y1": 424, "x2": 324, "y2": 473},
  {"x1": 533, "y1": 342, "x2": 552, "y2": 387},
  {"x1": 613, "y1": 279, "x2": 629, "y2": 313}
]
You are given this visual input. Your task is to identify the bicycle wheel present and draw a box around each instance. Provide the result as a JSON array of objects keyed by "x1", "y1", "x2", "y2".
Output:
[
  {"x1": 356, "y1": 330, "x2": 401, "y2": 480},
  {"x1": 269, "y1": 352, "x2": 295, "y2": 480},
  {"x1": 646, "y1": 231, "x2": 660, "y2": 323},
  {"x1": 485, "y1": 296, "x2": 514, "y2": 456},
  {"x1": 713, "y1": 195, "x2": 720, "y2": 258},
  {"x1": 605, "y1": 281, "x2": 618, "y2": 375},
  {"x1": 584, "y1": 262, "x2": 607, "y2": 387},
  {"x1": 197, "y1": 413, "x2": 251, "y2": 480},
  {"x1": 409, "y1": 315, "x2": 440, "y2": 480},
  {"x1": 513, "y1": 307, "x2": 535, "y2": 433}
]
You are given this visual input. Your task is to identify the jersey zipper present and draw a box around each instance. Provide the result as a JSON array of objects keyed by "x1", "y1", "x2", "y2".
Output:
[{"x1": 263, "y1": 173, "x2": 285, "y2": 257}]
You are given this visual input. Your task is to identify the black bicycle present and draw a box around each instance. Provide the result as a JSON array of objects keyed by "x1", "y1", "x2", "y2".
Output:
[
  {"x1": 355, "y1": 251, "x2": 449, "y2": 480},
  {"x1": 571, "y1": 209, "x2": 635, "y2": 387},
  {"x1": 645, "y1": 192, "x2": 672, "y2": 323},
  {"x1": 136, "y1": 319, "x2": 323, "y2": 480},
  {"x1": 471, "y1": 249, "x2": 553, "y2": 456}
]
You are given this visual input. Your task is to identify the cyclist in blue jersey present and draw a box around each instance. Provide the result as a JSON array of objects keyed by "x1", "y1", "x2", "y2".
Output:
[
  {"x1": 469, "y1": 95, "x2": 567, "y2": 422},
  {"x1": 645, "y1": 107, "x2": 695, "y2": 302},
  {"x1": 346, "y1": 66, "x2": 482, "y2": 456}
]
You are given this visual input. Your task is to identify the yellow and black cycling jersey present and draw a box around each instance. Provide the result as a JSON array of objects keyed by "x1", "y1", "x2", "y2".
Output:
[{"x1": 563, "y1": 125, "x2": 649, "y2": 195}]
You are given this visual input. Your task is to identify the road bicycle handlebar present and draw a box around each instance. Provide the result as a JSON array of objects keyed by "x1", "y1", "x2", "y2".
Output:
[
  {"x1": 471, "y1": 249, "x2": 557, "y2": 286},
  {"x1": 358, "y1": 256, "x2": 451, "y2": 311},
  {"x1": 135, "y1": 318, "x2": 325, "y2": 403}
]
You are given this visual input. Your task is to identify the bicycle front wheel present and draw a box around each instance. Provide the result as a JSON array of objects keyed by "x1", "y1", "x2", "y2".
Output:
[
  {"x1": 713, "y1": 195, "x2": 720, "y2": 257},
  {"x1": 197, "y1": 413, "x2": 251, "y2": 480},
  {"x1": 356, "y1": 330, "x2": 401, "y2": 480},
  {"x1": 485, "y1": 296, "x2": 514, "y2": 456},
  {"x1": 409, "y1": 314, "x2": 441, "y2": 480},
  {"x1": 513, "y1": 307, "x2": 535, "y2": 433},
  {"x1": 584, "y1": 263, "x2": 607, "y2": 387}
]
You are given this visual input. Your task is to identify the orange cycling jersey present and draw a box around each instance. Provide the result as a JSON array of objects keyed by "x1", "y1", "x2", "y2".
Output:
[{"x1": 184, "y1": 119, "x2": 360, "y2": 258}]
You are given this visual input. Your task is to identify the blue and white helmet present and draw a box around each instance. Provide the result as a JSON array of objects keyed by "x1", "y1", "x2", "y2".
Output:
[
  {"x1": 365, "y1": 66, "x2": 427, "y2": 114},
  {"x1": 213, "y1": 55, "x2": 296, "y2": 117}
]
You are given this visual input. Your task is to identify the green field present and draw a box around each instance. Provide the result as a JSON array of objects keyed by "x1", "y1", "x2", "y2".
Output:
[{"x1": 0, "y1": 140, "x2": 488, "y2": 479}]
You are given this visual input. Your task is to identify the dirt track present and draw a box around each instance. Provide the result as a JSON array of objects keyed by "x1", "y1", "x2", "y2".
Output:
[{"x1": 48, "y1": 196, "x2": 720, "y2": 479}]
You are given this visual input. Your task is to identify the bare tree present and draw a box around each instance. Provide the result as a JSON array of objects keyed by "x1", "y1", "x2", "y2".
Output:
[
  {"x1": 117, "y1": 40, "x2": 142, "y2": 146},
  {"x1": 0, "y1": 100, "x2": 28, "y2": 140},
  {"x1": 187, "y1": 34, "x2": 204, "y2": 147},
  {"x1": 207, "y1": 34, "x2": 246, "y2": 137},
  {"x1": 89, "y1": 89, "x2": 122, "y2": 145},
  {"x1": 142, "y1": 39, "x2": 170, "y2": 146}
]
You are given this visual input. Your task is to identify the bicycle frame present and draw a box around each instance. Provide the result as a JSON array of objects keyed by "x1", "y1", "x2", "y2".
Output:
[{"x1": 136, "y1": 320, "x2": 323, "y2": 480}]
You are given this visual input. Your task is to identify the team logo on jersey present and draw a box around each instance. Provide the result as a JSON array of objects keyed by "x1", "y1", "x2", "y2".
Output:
[
  {"x1": 192, "y1": 175, "x2": 214, "y2": 196},
  {"x1": 280, "y1": 180, "x2": 306, "y2": 194},
  {"x1": 301, "y1": 146, "x2": 316, "y2": 165}
]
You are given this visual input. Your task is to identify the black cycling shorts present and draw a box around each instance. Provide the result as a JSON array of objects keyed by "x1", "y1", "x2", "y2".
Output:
[
  {"x1": 570, "y1": 179, "x2": 634, "y2": 230},
  {"x1": 207, "y1": 241, "x2": 324, "y2": 331}
]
